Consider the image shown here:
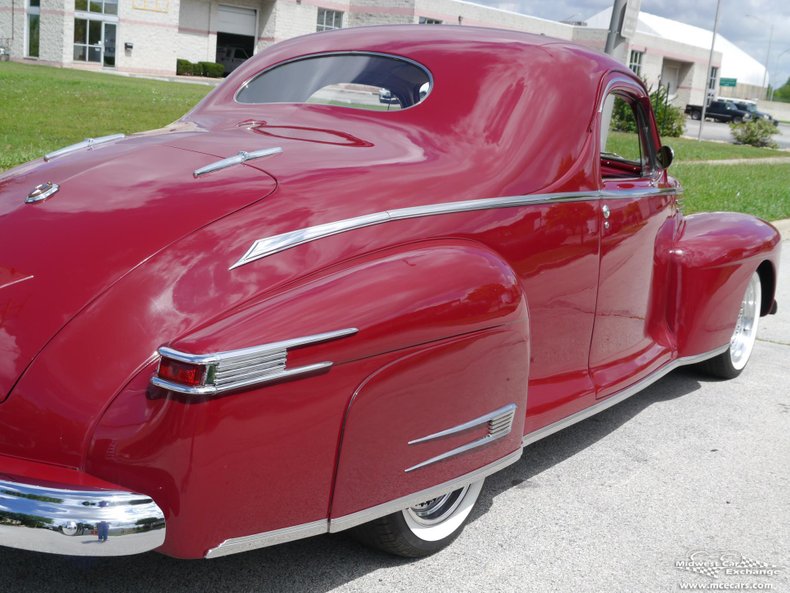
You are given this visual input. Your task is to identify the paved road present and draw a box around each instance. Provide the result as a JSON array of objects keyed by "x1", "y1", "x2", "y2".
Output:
[
  {"x1": 2, "y1": 245, "x2": 788, "y2": 593},
  {"x1": 685, "y1": 119, "x2": 790, "y2": 150}
]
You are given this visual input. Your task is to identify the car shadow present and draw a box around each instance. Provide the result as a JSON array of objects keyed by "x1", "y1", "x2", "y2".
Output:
[{"x1": 0, "y1": 367, "x2": 706, "y2": 593}]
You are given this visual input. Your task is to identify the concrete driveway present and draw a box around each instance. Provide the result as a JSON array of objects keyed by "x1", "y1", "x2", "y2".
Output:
[{"x1": 2, "y1": 245, "x2": 788, "y2": 593}]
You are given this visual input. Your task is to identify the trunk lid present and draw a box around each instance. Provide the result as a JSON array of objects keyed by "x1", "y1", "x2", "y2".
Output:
[{"x1": 0, "y1": 132, "x2": 278, "y2": 402}]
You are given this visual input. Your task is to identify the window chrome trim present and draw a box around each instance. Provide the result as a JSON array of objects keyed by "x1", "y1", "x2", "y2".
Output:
[
  {"x1": 192, "y1": 147, "x2": 283, "y2": 177},
  {"x1": 234, "y1": 50, "x2": 434, "y2": 107},
  {"x1": 522, "y1": 344, "x2": 729, "y2": 447},
  {"x1": 44, "y1": 133, "x2": 125, "y2": 161},
  {"x1": 151, "y1": 327, "x2": 357, "y2": 396},
  {"x1": 230, "y1": 187, "x2": 679, "y2": 270}
]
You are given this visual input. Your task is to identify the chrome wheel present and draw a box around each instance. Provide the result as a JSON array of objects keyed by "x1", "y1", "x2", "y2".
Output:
[
  {"x1": 351, "y1": 479, "x2": 485, "y2": 556},
  {"x1": 729, "y1": 272, "x2": 761, "y2": 371},
  {"x1": 698, "y1": 271, "x2": 762, "y2": 380},
  {"x1": 402, "y1": 480, "x2": 483, "y2": 542}
]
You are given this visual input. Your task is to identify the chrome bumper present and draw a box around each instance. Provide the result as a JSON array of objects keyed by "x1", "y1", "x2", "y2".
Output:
[{"x1": 0, "y1": 478, "x2": 166, "y2": 556}]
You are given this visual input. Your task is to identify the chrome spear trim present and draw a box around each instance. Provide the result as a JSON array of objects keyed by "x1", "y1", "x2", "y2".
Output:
[
  {"x1": 193, "y1": 147, "x2": 283, "y2": 177},
  {"x1": 44, "y1": 134, "x2": 126, "y2": 161}
]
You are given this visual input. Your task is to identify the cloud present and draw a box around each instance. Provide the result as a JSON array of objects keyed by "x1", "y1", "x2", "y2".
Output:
[{"x1": 471, "y1": 0, "x2": 790, "y2": 89}]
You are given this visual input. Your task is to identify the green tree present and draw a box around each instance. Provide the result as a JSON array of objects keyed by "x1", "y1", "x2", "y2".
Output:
[{"x1": 773, "y1": 77, "x2": 790, "y2": 103}]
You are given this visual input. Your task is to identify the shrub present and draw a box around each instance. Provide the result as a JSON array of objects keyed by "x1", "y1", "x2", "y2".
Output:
[
  {"x1": 200, "y1": 62, "x2": 225, "y2": 78},
  {"x1": 611, "y1": 84, "x2": 685, "y2": 138},
  {"x1": 176, "y1": 59, "x2": 195, "y2": 76},
  {"x1": 196, "y1": 61, "x2": 223, "y2": 78},
  {"x1": 729, "y1": 119, "x2": 779, "y2": 148}
]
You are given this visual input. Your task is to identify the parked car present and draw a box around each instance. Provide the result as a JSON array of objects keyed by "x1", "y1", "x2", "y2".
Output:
[
  {"x1": 685, "y1": 100, "x2": 752, "y2": 122},
  {"x1": 217, "y1": 45, "x2": 250, "y2": 75},
  {"x1": 721, "y1": 98, "x2": 779, "y2": 126},
  {"x1": 0, "y1": 25, "x2": 780, "y2": 561}
]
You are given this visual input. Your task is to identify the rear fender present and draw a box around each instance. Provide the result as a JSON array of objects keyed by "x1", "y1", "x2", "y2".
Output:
[{"x1": 669, "y1": 213, "x2": 780, "y2": 357}]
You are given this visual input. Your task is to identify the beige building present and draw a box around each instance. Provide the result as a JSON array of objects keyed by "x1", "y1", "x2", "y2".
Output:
[{"x1": 0, "y1": 0, "x2": 762, "y2": 107}]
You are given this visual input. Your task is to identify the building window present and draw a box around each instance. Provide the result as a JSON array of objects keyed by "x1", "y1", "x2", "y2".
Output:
[
  {"x1": 708, "y1": 66, "x2": 719, "y2": 90},
  {"x1": 316, "y1": 8, "x2": 342, "y2": 32},
  {"x1": 418, "y1": 17, "x2": 442, "y2": 24},
  {"x1": 74, "y1": 0, "x2": 118, "y2": 66},
  {"x1": 26, "y1": 0, "x2": 40, "y2": 58},
  {"x1": 628, "y1": 50, "x2": 643, "y2": 76},
  {"x1": 75, "y1": 0, "x2": 118, "y2": 15}
]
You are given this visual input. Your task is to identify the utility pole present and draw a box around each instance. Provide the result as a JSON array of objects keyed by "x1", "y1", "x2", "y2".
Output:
[{"x1": 697, "y1": 0, "x2": 722, "y2": 141}]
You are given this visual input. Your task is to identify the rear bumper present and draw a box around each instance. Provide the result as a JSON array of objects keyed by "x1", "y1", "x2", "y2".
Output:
[{"x1": 0, "y1": 477, "x2": 166, "y2": 556}]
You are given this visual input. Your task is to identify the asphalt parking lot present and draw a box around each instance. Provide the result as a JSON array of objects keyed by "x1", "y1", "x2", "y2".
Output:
[
  {"x1": 2, "y1": 242, "x2": 788, "y2": 593},
  {"x1": 685, "y1": 118, "x2": 790, "y2": 149}
]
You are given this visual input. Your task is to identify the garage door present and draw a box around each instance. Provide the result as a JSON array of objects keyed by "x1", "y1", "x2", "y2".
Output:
[{"x1": 217, "y1": 5, "x2": 256, "y2": 37}]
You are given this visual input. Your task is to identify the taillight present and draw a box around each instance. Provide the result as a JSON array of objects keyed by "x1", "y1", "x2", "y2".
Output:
[{"x1": 157, "y1": 357, "x2": 207, "y2": 388}]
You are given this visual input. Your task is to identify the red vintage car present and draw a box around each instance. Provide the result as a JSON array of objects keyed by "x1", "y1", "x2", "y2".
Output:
[{"x1": 0, "y1": 25, "x2": 781, "y2": 560}]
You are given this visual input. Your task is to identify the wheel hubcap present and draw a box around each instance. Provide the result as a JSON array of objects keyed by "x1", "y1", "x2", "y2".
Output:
[
  {"x1": 406, "y1": 486, "x2": 468, "y2": 526},
  {"x1": 729, "y1": 273, "x2": 761, "y2": 371}
]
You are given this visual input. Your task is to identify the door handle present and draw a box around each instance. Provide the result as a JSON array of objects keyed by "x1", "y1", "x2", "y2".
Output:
[{"x1": 602, "y1": 204, "x2": 610, "y2": 230}]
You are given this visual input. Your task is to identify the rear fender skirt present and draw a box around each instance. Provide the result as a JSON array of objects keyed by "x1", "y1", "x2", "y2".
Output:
[
  {"x1": 667, "y1": 213, "x2": 781, "y2": 357},
  {"x1": 330, "y1": 326, "x2": 529, "y2": 521}
]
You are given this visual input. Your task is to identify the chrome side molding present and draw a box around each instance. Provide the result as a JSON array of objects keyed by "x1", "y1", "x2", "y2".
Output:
[
  {"x1": 328, "y1": 449, "x2": 523, "y2": 534},
  {"x1": 151, "y1": 327, "x2": 358, "y2": 396},
  {"x1": 44, "y1": 133, "x2": 126, "y2": 161},
  {"x1": 405, "y1": 403, "x2": 517, "y2": 472},
  {"x1": 193, "y1": 147, "x2": 283, "y2": 177},
  {"x1": 230, "y1": 187, "x2": 679, "y2": 269},
  {"x1": 522, "y1": 345, "x2": 729, "y2": 447}
]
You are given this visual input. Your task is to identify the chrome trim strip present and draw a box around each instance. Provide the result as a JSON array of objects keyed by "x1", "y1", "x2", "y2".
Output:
[
  {"x1": 205, "y1": 519, "x2": 328, "y2": 559},
  {"x1": 43, "y1": 133, "x2": 126, "y2": 161},
  {"x1": 405, "y1": 404, "x2": 516, "y2": 473},
  {"x1": 329, "y1": 449, "x2": 522, "y2": 533},
  {"x1": 0, "y1": 478, "x2": 166, "y2": 556},
  {"x1": 521, "y1": 345, "x2": 729, "y2": 448},
  {"x1": 597, "y1": 76, "x2": 644, "y2": 112},
  {"x1": 408, "y1": 404, "x2": 517, "y2": 445},
  {"x1": 151, "y1": 328, "x2": 357, "y2": 396},
  {"x1": 230, "y1": 187, "x2": 679, "y2": 269},
  {"x1": 193, "y1": 147, "x2": 282, "y2": 177},
  {"x1": 157, "y1": 328, "x2": 358, "y2": 365}
]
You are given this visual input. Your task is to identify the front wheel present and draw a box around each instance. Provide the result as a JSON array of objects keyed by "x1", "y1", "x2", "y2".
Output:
[
  {"x1": 691, "y1": 111, "x2": 701, "y2": 120},
  {"x1": 698, "y1": 271, "x2": 761, "y2": 379},
  {"x1": 350, "y1": 479, "x2": 484, "y2": 557},
  {"x1": 733, "y1": 116, "x2": 743, "y2": 123}
]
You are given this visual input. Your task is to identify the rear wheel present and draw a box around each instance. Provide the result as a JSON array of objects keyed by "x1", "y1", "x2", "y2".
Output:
[
  {"x1": 350, "y1": 479, "x2": 484, "y2": 557},
  {"x1": 691, "y1": 111, "x2": 701, "y2": 120},
  {"x1": 698, "y1": 271, "x2": 761, "y2": 379},
  {"x1": 733, "y1": 116, "x2": 743, "y2": 123}
]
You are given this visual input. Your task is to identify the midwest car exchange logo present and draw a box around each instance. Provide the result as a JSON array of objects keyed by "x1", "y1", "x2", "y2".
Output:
[{"x1": 675, "y1": 550, "x2": 782, "y2": 579}]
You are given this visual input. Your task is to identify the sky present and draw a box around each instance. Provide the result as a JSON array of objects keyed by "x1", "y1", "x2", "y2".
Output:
[{"x1": 471, "y1": 0, "x2": 790, "y2": 91}]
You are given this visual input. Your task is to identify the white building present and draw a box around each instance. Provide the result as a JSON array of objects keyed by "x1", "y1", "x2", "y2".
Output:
[{"x1": 0, "y1": 0, "x2": 765, "y2": 105}]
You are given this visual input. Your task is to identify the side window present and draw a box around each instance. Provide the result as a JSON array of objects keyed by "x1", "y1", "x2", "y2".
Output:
[{"x1": 600, "y1": 93, "x2": 653, "y2": 179}]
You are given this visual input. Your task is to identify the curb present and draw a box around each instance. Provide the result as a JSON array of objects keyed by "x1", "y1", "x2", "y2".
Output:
[{"x1": 772, "y1": 218, "x2": 790, "y2": 240}]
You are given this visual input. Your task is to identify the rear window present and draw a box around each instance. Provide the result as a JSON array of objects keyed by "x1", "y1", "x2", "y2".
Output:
[{"x1": 235, "y1": 53, "x2": 432, "y2": 111}]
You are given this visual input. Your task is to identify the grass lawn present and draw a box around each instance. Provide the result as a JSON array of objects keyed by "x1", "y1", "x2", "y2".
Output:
[
  {"x1": 674, "y1": 162, "x2": 790, "y2": 221},
  {"x1": 2, "y1": 63, "x2": 789, "y2": 221},
  {"x1": 0, "y1": 62, "x2": 211, "y2": 170}
]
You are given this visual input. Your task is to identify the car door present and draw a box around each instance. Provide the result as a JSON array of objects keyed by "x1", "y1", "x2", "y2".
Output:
[{"x1": 590, "y1": 79, "x2": 679, "y2": 399}]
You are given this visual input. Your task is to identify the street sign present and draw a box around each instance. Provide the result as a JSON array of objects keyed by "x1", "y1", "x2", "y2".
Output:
[
  {"x1": 719, "y1": 77, "x2": 737, "y2": 87},
  {"x1": 620, "y1": 0, "x2": 642, "y2": 39}
]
